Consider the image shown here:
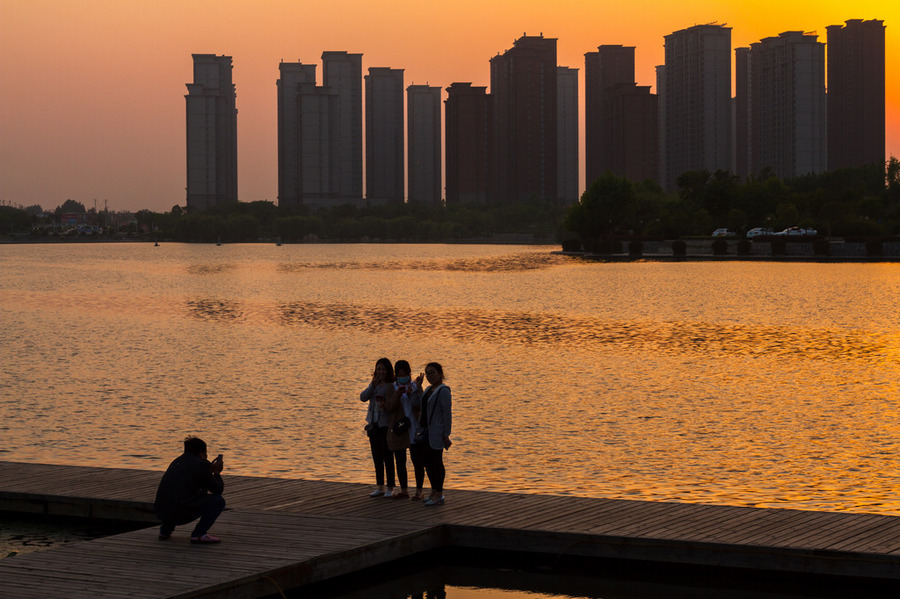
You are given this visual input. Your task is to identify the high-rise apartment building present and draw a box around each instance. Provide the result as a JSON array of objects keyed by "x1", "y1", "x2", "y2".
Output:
[
  {"x1": 734, "y1": 47, "x2": 751, "y2": 180},
  {"x1": 277, "y1": 62, "x2": 339, "y2": 209},
  {"x1": 661, "y1": 24, "x2": 732, "y2": 191},
  {"x1": 407, "y1": 85, "x2": 442, "y2": 204},
  {"x1": 322, "y1": 51, "x2": 363, "y2": 202},
  {"x1": 585, "y1": 45, "x2": 658, "y2": 185},
  {"x1": 185, "y1": 54, "x2": 238, "y2": 211},
  {"x1": 490, "y1": 35, "x2": 558, "y2": 203},
  {"x1": 747, "y1": 31, "x2": 826, "y2": 179},
  {"x1": 557, "y1": 67, "x2": 579, "y2": 203},
  {"x1": 366, "y1": 67, "x2": 405, "y2": 204},
  {"x1": 445, "y1": 83, "x2": 492, "y2": 204},
  {"x1": 826, "y1": 19, "x2": 886, "y2": 170},
  {"x1": 584, "y1": 45, "x2": 635, "y2": 186},
  {"x1": 656, "y1": 65, "x2": 666, "y2": 186},
  {"x1": 609, "y1": 83, "x2": 659, "y2": 183}
]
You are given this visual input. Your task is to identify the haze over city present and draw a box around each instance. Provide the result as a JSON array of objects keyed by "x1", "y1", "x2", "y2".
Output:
[{"x1": 1, "y1": 0, "x2": 897, "y2": 213}]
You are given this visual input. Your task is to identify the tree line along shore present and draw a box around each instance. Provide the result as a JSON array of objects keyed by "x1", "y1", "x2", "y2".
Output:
[{"x1": 2, "y1": 161, "x2": 898, "y2": 247}]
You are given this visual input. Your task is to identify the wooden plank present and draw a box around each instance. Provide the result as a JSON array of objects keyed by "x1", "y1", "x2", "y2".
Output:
[
  {"x1": 671, "y1": 505, "x2": 780, "y2": 543},
  {"x1": 4, "y1": 460, "x2": 900, "y2": 598},
  {"x1": 820, "y1": 516, "x2": 900, "y2": 553},
  {"x1": 629, "y1": 504, "x2": 757, "y2": 541},
  {"x1": 771, "y1": 511, "x2": 883, "y2": 549},
  {"x1": 514, "y1": 498, "x2": 630, "y2": 533},
  {"x1": 0, "y1": 508, "x2": 440, "y2": 599},
  {"x1": 585, "y1": 500, "x2": 703, "y2": 536},
  {"x1": 836, "y1": 517, "x2": 900, "y2": 554},
  {"x1": 536, "y1": 499, "x2": 650, "y2": 531},
  {"x1": 694, "y1": 507, "x2": 803, "y2": 546},
  {"x1": 736, "y1": 509, "x2": 866, "y2": 548}
]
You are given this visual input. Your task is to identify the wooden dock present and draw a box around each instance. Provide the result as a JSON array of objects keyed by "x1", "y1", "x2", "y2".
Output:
[{"x1": 2, "y1": 461, "x2": 900, "y2": 597}]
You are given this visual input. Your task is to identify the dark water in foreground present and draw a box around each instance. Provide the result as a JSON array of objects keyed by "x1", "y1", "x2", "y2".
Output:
[
  {"x1": 0, "y1": 513, "x2": 141, "y2": 559},
  {"x1": 283, "y1": 547, "x2": 892, "y2": 599}
]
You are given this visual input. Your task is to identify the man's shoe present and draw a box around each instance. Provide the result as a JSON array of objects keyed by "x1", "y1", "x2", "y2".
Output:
[
  {"x1": 158, "y1": 533, "x2": 171, "y2": 540},
  {"x1": 190, "y1": 534, "x2": 221, "y2": 544}
]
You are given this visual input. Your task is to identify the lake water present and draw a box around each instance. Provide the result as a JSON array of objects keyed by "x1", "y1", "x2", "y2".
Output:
[{"x1": 2, "y1": 243, "x2": 900, "y2": 515}]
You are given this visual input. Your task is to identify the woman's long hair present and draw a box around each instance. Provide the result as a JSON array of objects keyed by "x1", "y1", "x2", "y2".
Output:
[{"x1": 374, "y1": 357, "x2": 395, "y2": 383}]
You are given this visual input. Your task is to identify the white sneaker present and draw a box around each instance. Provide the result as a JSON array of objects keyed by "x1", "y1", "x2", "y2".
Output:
[
  {"x1": 369, "y1": 489, "x2": 384, "y2": 497},
  {"x1": 384, "y1": 489, "x2": 394, "y2": 498}
]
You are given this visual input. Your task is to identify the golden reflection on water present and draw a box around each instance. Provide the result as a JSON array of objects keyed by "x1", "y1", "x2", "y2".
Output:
[
  {"x1": 275, "y1": 301, "x2": 888, "y2": 363},
  {"x1": 3, "y1": 245, "x2": 900, "y2": 516},
  {"x1": 276, "y1": 251, "x2": 569, "y2": 273}
]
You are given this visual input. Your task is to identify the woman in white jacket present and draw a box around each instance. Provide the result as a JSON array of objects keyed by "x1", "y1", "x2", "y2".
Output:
[
  {"x1": 412, "y1": 362, "x2": 452, "y2": 506},
  {"x1": 360, "y1": 357, "x2": 396, "y2": 497}
]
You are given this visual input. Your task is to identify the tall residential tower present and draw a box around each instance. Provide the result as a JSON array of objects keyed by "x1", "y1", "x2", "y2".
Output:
[
  {"x1": 660, "y1": 24, "x2": 732, "y2": 191},
  {"x1": 277, "y1": 62, "x2": 340, "y2": 209},
  {"x1": 322, "y1": 51, "x2": 363, "y2": 202},
  {"x1": 445, "y1": 83, "x2": 492, "y2": 204},
  {"x1": 584, "y1": 45, "x2": 635, "y2": 186},
  {"x1": 557, "y1": 66, "x2": 579, "y2": 203},
  {"x1": 826, "y1": 19, "x2": 886, "y2": 170},
  {"x1": 365, "y1": 67, "x2": 405, "y2": 204},
  {"x1": 748, "y1": 31, "x2": 826, "y2": 179},
  {"x1": 586, "y1": 45, "x2": 657, "y2": 185},
  {"x1": 490, "y1": 35, "x2": 558, "y2": 203},
  {"x1": 407, "y1": 85, "x2": 442, "y2": 204},
  {"x1": 185, "y1": 54, "x2": 238, "y2": 211}
]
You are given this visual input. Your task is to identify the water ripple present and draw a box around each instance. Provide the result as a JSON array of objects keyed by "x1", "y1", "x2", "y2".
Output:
[
  {"x1": 276, "y1": 300, "x2": 893, "y2": 362},
  {"x1": 187, "y1": 299, "x2": 245, "y2": 322},
  {"x1": 277, "y1": 252, "x2": 568, "y2": 273}
]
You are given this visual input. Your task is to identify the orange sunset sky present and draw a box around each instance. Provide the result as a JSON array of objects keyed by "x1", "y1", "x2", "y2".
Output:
[{"x1": 1, "y1": 0, "x2": 896, "y2": 213}]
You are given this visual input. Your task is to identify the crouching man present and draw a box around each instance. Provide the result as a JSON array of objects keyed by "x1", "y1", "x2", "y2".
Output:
[{"x1": 154, "y1": 436, "x2": 225, "y2": 544}]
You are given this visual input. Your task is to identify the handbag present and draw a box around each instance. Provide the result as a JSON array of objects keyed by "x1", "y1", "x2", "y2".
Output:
[
  {"x1": 413, "y1": 426, "x2": 429, "y2": 445},
  {"x1": 392, "y1": 416, "x2": 411, "y2": 436},
  {"x1": 364, "y1": 421, "x2": 379, "y2": 438}
]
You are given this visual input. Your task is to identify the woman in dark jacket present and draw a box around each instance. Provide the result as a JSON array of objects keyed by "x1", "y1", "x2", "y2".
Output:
[{"x1": 412, "y1": 362, "x2": 451, "y2": 506}]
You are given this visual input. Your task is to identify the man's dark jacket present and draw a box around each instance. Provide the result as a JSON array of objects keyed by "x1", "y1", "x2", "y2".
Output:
[{"x1": 154, "y1": 452, "x2": 224, "y2": 521}]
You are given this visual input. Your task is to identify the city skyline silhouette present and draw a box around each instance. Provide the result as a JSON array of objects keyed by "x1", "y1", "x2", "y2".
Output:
[{"x1": 1, "y1": 1, "x2": 896, "y2": 212}]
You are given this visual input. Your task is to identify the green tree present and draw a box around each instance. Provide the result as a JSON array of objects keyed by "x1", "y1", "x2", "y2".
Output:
[
  {"x1": 725, "y1": 208, "x2": 748, "y2": 232},
  {"x1": 564, "y1": 172, "x2": 637, "y2": 239},
  {"x1": 0, "y1": 205, "x2": 34, "y2": 234},
  {"x1": 55, "y1": 199, "x2": 86, "y2": 215},
  {"x1": 774, "y1": 203, "x2": 801, "y2": 230}
]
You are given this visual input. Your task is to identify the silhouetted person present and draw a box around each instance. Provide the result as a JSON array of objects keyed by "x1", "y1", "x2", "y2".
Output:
[{"x1": 154, "y1": 436, "x2": 225, "y2": 543}]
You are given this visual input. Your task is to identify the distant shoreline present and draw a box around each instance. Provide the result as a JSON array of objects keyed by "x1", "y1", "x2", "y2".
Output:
[
  {"x1": 6, "y1": 237, "x2": 900, "y2": 261},
  {"x1": 556, "y1": 237, "x2": 900, "y2": 262},
  {"x1": 555, "y1": 251, "x2": 900, "y2": 263},
  {"x1": 0, "y1": 237, "x2": 556, "y2": 246}
]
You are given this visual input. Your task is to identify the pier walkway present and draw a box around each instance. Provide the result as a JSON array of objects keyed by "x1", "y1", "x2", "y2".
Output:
[{"x1": 2, "y1": 461, "x2": 900, "y2": 597}]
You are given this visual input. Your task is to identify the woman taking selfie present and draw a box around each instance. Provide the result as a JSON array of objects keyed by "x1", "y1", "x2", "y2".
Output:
[{"x1": 360, "y1": 357, "x2": 396, "y2": 497}]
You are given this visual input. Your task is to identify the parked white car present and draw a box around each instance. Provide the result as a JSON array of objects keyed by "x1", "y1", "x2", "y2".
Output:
[
  {"x1": 711, "y1": 228, "x2": 737, "y2": 238},
  {"x1": 746, "y1": 227, "x2": 774, "y2": 238},
  {"x1": 774, "y1": 226, "x2": 817, "y2": 236}
]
